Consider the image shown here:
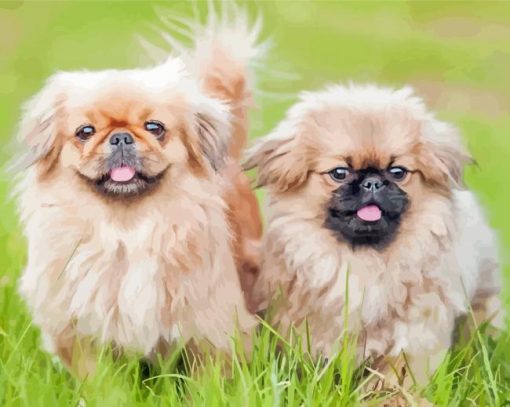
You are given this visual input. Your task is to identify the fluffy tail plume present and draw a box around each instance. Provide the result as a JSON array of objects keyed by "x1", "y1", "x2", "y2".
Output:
[
  {"x1": 158, "y1": 5, "x2": 266, "y2": 159},
  {"x1": 150, "y1": 6, "x2": 265, "y2": 311}
]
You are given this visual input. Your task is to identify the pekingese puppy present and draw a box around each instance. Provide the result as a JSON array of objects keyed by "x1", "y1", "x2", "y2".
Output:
[
  {"x1": 245, "y1": 84, "x2": 503, "y2": 386},
  {"x1": 15, "y1": 12, "x2": 262, "y2": 374}
]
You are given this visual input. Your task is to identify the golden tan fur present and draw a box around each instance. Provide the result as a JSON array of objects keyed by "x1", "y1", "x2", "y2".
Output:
[
  {"x1": 199, "y1": 42, "x2": 263, "y2": 312},
  {"x1": 16, "y1": 16, "x2": 263, "y2": 374},
  {"x1": 245, "y1": 84, "x2": 502, "y2": 390}
]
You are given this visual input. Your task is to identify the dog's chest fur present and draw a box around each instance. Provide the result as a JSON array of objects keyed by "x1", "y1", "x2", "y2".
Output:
[
  {"x1": 259, "y1": 196, "x2": 476, "y2": 358},
  {"x1": 19, "y1": 173, "x2": 235, "y2": 355},
  {"x1": 67, "y1": 218, "x2": 180, "y2": 354}
]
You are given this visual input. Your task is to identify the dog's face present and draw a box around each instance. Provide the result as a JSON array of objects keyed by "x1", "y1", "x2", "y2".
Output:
[
  {"x1": 17, "y1": 58, "x2": 230, "y2": 199},
  {"x1": 323, "y1": 165, "x2": 410, "y2": 247},
  {"x1": 245, "y1": 85, "x2": 472, "y2": 248}
]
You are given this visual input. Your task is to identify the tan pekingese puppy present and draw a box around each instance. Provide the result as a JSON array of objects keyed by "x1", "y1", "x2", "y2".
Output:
[
  {"x1": 14, "y1": 11, "x2": 263, "y2": 374},
  {"x1": 245, "y1": 84, "x2": 503, "y2": 387}
]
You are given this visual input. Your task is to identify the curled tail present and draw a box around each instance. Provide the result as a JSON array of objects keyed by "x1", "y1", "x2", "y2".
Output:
[
  {"x1": 191, "y1": 9, "x2": 263, "y2": 159},
  {"x1": 158, "y1": 6, "x2": 264, "y2": 311},
  {"x1": 189, "y1": 9, "x2": 265, "y2": 311},
  {"x1": 160, "y1": 6, "x2": 265, "y2": 160}
]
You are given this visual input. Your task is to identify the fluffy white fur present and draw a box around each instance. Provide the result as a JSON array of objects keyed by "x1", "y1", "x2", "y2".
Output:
[
  {"x1": 16, "y1": 10, "x2": 262, "y2": 372},
  {"x1": 246, "y1": 84, "x2": 503, "y2": 384}
]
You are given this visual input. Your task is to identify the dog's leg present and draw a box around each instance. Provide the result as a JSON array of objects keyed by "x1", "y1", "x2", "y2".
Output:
[
  {"x1": 180, "y1": 339, "x2": 236, "y2": 379},
  {"x1": 454, "y1": 292, "x2": 505, "y2": 347},
  {"x1": 51, "y1": 329, "x2": 97, "y2": 379},
  {"x1": 471, "y1": 292, "x2": 505, "y2": 332},
  {"x1": 367, "y1": 351, "x2": 441, "y2": 406},
  {"x1": 366, "y1": 354, "x2": 411, "y2": 406},
  {"x1": 470, "y1": 257, "x2": 505, "y2": 332}
]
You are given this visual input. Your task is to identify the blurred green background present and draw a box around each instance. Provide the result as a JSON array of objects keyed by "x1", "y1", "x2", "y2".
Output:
[
  {"x1": 1, "y1": 0, "x2": 509, "y2": 337},
  {"x1": 1, "y1": 1, "x2": 510, "y2": 404}
]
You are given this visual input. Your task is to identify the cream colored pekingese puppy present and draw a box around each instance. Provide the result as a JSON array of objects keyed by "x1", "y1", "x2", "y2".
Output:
[
  {"x1": 15, "y1": 12, "x2": 263, "y2": 374},
  {"x1": 245, "y1": 84, "x2": 503, "y2": 385}
]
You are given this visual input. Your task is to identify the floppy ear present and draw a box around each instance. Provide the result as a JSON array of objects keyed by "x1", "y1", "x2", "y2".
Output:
[
  {"x1": 419, "y1": 119, "x2": 473, "y2": 189},
  {"x1": 193, "y1": 96, "x2": 231, "y2": 171},
  {"x1": 244, "y1": 121, "x2": 311, "y2": 193},
  {"x1": 12, "y1": 75, "x2": 63, "y2": 174}
]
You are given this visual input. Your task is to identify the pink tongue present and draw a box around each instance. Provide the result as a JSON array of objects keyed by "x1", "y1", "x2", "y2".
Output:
[
  {"x1": 110, "y1": 166, "x2": 136, "y2": 182},
  {"x1": 357, "y1": 205, "x2": 382, "y2": 222}
]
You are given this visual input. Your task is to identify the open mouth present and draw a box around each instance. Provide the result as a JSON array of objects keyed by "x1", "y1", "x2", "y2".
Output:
[
  {"x1": 356, "y1": 204, "x2": 382, "y2": 222},
  {"x1": 91, "y1": 165, "x2": 166, "y2": 197},
  {"x1": 110, "y1": 166, "x2": 137, "y2": 183},
  {"x1": 325, "y1": 185, "x2": 409, "y2": 248},
  {"x1": 330, "y1": 204, "x2": 384, "y2": 222}
]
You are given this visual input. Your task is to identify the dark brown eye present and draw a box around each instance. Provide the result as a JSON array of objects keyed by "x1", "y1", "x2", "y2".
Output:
[
  {"x1": 75, "y1": 124, "x2": 95, "y2": 141},
  {"x1": 144, "y1": 120, "x2": 166, "y2": 139},
  {"x1": 387, "y1": 166, "x2": 408, "y2": 181},
  {"x1": 329, "y1": 167, "x2": 351, "y2": 182}
]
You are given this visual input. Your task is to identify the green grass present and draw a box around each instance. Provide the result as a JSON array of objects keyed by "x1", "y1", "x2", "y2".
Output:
[{"x1": 1, "y1": 1, "x2": 509, "y2": 406}]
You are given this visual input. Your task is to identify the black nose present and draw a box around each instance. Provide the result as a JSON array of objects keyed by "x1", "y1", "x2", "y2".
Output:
[
  {"x1": 361, "y1": 177, "x2": 385, "y2": 192},
  {"x1": 109, "y1": 132, "x2": 134, "y2": 146}
]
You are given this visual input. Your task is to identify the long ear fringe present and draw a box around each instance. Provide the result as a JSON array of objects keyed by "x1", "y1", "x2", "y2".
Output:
[
  {"x1": 191, "y1": 94, "x2": 232, "y2": 172},
  {"x1": 243, "y1": 122, "x2": 310, "y2": 193},
  {"x1": 196, "y1": 110, "x2": 229, "y2": 172},
  {"x1": 421, "y1": 119, "x2": 473, "y2": 190},
  {"x1": 7, "y1": 75, "x2": 62, "y2": 176}
]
